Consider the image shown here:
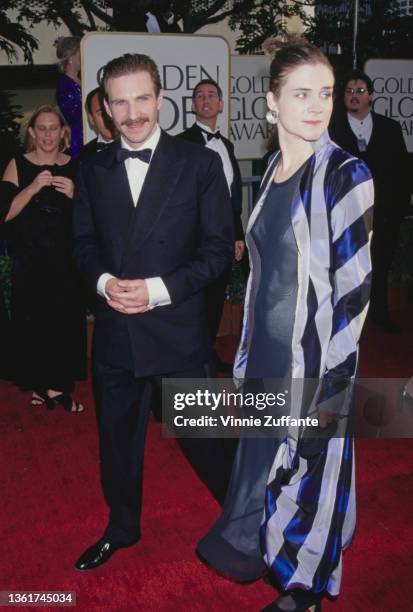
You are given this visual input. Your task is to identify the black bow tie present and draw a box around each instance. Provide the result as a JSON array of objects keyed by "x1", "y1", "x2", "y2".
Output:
[
  {"x1": 116, "y1": 148, "x2": 152, "y2": 164},
  {"x1": 200, "y1": 128, "x2": 221, "y2": 141}
]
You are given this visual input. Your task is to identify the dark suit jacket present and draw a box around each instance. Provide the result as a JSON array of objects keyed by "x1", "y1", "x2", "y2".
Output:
[
  {"x1": 329, "y1": 111, "x2": 410, "y2": 225},
  {"x1": 78, "y1": 138, "x2": 105, "y2": 163},
  {"x1": 73, "y1": 131, "x2": 234, "y2": 376},
  {"x1": 79, "y1": 138, "x2": 116, "y2": 163},
  {"x1": 178, "y1": 123, "x2": 244, "y2": 241}
]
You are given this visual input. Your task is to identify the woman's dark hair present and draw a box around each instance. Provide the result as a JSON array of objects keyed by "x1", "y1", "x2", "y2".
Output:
[{"x1": 263, "y1": 35, "x2": 334, "y2": 98}]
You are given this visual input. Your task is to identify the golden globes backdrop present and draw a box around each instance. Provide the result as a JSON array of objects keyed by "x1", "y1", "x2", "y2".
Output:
[
  {"x1": 365, "y1": 59, "x2": 413, "y2": 152},
  {"x1": 230, "y1": 55, "x2": 271, "y2": 160},
  {"x1": 81, "y1": 33, "x2": 230, "y2": 143}
]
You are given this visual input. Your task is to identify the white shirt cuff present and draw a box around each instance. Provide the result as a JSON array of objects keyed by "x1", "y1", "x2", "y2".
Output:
[
  {"x1": 97, "y1": 273, "x2": 115, "y2": 299},
  {"x1": 146, "y1": 277, "x2": 171, "y2": 309}
]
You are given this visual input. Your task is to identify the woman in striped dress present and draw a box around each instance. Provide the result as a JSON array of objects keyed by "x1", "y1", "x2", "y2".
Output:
[{"x1": 197, "y1": 38, "x2": 374, "y2": 611}]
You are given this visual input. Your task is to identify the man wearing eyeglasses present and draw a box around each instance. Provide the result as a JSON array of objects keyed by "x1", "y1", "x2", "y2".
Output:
[
  {"x1": 179, "y1": 79, "x2": 245, "y2": 372},
  {"x1": 330, "y1": 69, "x2": 410, "y2": 334}
]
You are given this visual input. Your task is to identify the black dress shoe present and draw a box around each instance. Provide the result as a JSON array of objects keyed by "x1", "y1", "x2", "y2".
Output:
[{"x1": 75, "y1": 539, "x2": 136, "y2": 571}]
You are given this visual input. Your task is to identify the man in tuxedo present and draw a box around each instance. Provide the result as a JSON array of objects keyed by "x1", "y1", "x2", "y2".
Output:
[
  {"x1": 179, "y1": 80, "x2": 245, "y2": 371},
  {"x1": 72, "y1": 53, "x2": 233, "y2": 570},
  {"x1": 78, "y1": 87, "x2": 117, "y2": 162},
  {"x1": 329, "y1": 69, "x2": 410, "y2": 333}
]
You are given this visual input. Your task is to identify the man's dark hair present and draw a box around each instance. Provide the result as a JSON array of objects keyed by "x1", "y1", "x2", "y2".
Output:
[
  {"x1": 343, "y1": 69, "x2": 374, "y2": 94},
  {"x1": 99, "y1": 53, "x2": 162, "y2": 98},
  {"x1": 85, "y1": 87, "x2": 105, "y2": 114},
  {"x1": 192, "y1": 79, "x2": 223, "y2": 101}
]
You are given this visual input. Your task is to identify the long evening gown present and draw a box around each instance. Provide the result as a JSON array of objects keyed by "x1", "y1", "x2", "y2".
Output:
[
  {"x1": 10, "y1": 155, "x2": 87, "y2": 392},
  {"x1": 197, "y1": 161, "x2": 309, "y2": 581}
]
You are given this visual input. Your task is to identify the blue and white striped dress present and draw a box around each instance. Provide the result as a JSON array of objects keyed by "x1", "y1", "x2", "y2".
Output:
[{"x1": 234, "y1": 132, "x2": 374, "y2": 596}]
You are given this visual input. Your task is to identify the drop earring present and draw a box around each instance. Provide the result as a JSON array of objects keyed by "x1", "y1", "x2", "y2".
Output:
[{"x1": 266, "y1": 109, "x2": 278, "y2": 125}]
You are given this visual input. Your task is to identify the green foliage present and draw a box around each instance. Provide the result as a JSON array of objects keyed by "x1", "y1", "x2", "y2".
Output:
[
  {"x1": 1, "y1": 0, "x2": 413, "y2": 66},
  {"x1": 228, "y1": 0, "x2": 307, "y2": 54},
  {"x1": 304, "y1": 0, "x2": 413, "y2": 66},
  {"x1": 0, "y1": 1, "x2": 38, "y2": 63},
  {"x1": 0, "y1": 91, "x2": 23, "y2": 173},
  {"x1": 0, "y1": 90, "x2": 22, "y2": 139}
]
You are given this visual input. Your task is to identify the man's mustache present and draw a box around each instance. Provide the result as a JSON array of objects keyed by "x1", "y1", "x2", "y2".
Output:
[{"x1": 122, "y1": 117, "x2": 149, "y2": 126}]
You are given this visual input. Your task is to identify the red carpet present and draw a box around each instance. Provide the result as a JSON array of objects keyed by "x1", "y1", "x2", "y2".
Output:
[{"x1": 1, "y1": 283, "x2": 412, "y2": 611}]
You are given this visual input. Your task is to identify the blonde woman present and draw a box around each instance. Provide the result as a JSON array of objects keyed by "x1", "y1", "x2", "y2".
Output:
[{"x1": 1, "y1": 105, "x2": 87, "y2": 411}]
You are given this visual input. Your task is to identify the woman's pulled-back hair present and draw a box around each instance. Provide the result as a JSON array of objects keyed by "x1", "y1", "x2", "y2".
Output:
[{"x1": 263, "y1": 35, "x2": 333, "y2": 98}]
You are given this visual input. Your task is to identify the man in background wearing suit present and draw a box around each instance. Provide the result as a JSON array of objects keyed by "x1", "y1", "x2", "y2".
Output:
[
  {"x1": 179, "y1": 79, "x2": 245, "y2": 371},
  {"x1": 72, "y1": 53, "x2": 233, "y2": 571},
  {"x1": 329, "y1": 69, "x2": 410, "y2": 334},
  {"x1": 79, "y1": 87, "x2": 117, "y2": 161}
]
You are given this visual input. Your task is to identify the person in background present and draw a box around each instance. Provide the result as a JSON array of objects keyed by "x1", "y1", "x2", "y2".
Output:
[
  {"x1": 179, "y1": 79, "x2": 245, "y2": 373},
  {"x1": 1, "y1": 105, "x2": 87, "y2": 411},
  {"x1": 55, "y1": 36, "x2": 83, "y2": 159},
  {"x1": 110, "y1": 0, "x2": 181, "y2": 32},
  {"x1": 329, "y1": 69, "x2": 410, "y2": 334},
  {"x1": 79, "y1": 87, "x2": 117, "y2": 162},
  {"x1": 197, "y1": 37, "x2": 374, "y2": 612}
]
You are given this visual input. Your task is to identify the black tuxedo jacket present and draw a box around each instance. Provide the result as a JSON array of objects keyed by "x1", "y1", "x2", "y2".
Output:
[
  {"x1": 78, "y1": 138, "x2": 99, "y2": 162},
  {"x1": 73, "y1": 131, "x2": 234, "y2": 376},
  {"x1": 329, "y1": 111, "x2": 410, "y2": 224},
  {"x1": 78, "y1": 138, "x2": 113, "y2": 163},
  {"x1": 178, "y1": 123, "x2": 244, "y2": 240}
]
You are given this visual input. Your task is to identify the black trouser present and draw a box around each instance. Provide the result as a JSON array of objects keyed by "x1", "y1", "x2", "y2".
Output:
[
  {"x1": 369, "y1": 220, "x2": 401, "y2": 322},
  {"x1": 205, "y1": 267, "x2": 231, "y2": 342},
  {"x1": 94, "y1": 360, "x2": 236, "y2": 545}
]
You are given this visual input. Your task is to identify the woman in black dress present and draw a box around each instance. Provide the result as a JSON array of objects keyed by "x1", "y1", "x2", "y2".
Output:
[{"x1": 1, "y1": 105, "x2": 87, "y2": 411}]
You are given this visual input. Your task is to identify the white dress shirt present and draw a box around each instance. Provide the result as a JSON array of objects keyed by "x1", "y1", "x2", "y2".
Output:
[
  {"x1": 145, "y1": 10, "x2": 174, "y2": 31},
  {"x1": 348, "y1": 111, "x2": 373, "y2": 150},
  {"x1": 97, "y1": 125, "x2": 171, "y2": 309},
  {"x1": 196, "y1": 120, "x2": 233, "y2": 195},
  {"x1": 145, "y1": 12, "x2": 161, "y2": 32},
  {"x1": 96, "y1": 134, "x2": 113, "y2": 145}
]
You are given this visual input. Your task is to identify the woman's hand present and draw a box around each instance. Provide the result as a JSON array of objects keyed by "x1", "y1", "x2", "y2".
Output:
[
  {"x1": 30, "y1": 170, "x2": 53, "y2": 195},
  {"x1": 52, "y1": 176, "x2": 74, "y2": 198}
]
